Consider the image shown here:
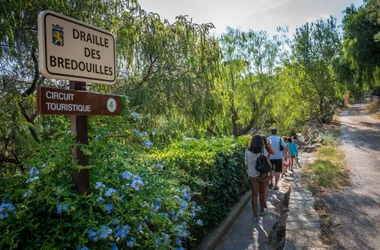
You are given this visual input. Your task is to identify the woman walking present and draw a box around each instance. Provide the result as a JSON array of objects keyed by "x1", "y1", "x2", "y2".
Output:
[
  {"x1": 245, "y1": 134, "x2": 271, "y2": 221},
  {"x1": 262, "y1": 135, "x2": 274, "y2": 202}
]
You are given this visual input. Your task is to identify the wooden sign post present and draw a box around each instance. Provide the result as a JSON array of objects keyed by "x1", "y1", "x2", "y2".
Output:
[
  {"x1": 70, "y1": 81, "x2": 89, "y2": 194},
  {"x1": 37, "y1": 11, "x2": 117, "y2": 194}
]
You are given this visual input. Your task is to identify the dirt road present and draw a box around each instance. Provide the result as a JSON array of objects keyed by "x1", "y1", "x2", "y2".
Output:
[{"x1": 323, "y1": 102, "x2": 380, "y2": 249}]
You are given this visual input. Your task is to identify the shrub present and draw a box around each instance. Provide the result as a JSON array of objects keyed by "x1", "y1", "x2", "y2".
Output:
[
  {"x1": 147, "y1": 136, "x2": 250, "y2": 246},
  {"x1": 0, "y1": 134, "x2": 203, "y2": 250},
  {"x1": 318, "y1": 131, "x2": 338, "y2": 145},
  {"x1": 0, "y1": 127, "x2": 249, "y2": 250}
]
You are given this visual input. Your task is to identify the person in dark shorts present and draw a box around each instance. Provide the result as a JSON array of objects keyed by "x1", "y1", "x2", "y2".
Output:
[{"x1": 267, "y1": 128, "x2": 288, "y2": 190}]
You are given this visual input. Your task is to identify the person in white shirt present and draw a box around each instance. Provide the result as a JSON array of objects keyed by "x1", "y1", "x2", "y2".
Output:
[
  {"x1": 245, "y1": 134, "x2": 271, "y2": 222},
  {"x1": 267, "y1": 128, "x2": 288, "y2": 190}
]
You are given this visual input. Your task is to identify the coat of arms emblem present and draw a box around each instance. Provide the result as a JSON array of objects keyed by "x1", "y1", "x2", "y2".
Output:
[{"x1": 52, "y1": 24, "x2": 64, "y2": 46}]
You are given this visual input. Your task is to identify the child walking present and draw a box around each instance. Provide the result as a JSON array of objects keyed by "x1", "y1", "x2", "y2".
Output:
[{"x1": 287, "y1": 137, "x2": 298, "y2": 172}]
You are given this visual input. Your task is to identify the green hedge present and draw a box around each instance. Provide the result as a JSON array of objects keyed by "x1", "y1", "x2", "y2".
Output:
[
  {"x1": 0, "y1": 134, "x2": 249, "y2": 249},
  {"x1": 147, "y1": 136, "x2": 250, "y2": 245}
]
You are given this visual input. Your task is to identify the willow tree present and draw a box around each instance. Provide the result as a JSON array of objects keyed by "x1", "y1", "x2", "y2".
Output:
[
  {"x1": 106, "y1": 7, "x2": 223, "y2": 140},
  {"x1": 291, "y1": 17, "x2": 340, "y2": 122},
  {"x1": 218, "y1": 27, "x2": 285, "y2": 136}
]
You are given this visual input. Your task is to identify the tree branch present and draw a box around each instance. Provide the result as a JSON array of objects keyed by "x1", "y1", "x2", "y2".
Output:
[
  {"x1": 235, "y1": 119, "x2": 255, "y2": 136},
  {"x1": 135, "y1": 55, "x2": 159, "y2": 87},
  {"x1": 22, "y1": 48, "x2": 40, "y2": 97}
]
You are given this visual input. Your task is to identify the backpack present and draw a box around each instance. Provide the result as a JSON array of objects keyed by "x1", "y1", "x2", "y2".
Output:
[
  {"x1": 279, "y1": 138, "x2": 284, "y2": 151},
  {"x1": 255, "y1": 150, "x2": 271, "y2": 173}
]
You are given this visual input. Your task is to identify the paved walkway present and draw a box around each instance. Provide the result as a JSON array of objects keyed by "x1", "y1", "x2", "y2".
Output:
[
  {"x1": 321, "y1": 102, "x2": 380, "y2": 249},
  {"x1": 215, "y1": 175, "x2": 292, "y2": 250}
]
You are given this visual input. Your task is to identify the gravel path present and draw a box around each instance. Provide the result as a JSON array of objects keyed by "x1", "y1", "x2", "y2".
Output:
[
  {"x1": 323, "y1": 102, "x2": 380, "y2": 250},
  {"x1": 215, "y1": 176, "x2": 292, "y2": 250}
]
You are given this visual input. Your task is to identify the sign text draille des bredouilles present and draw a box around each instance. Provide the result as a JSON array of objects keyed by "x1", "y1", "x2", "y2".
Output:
[{"x1": 38, "y1": 11, "x2": 116, "y2": 84}]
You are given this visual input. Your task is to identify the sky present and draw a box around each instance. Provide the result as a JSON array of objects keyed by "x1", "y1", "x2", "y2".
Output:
[{"x1": 138, "y1": 0, "x2": 364, "y2": 36}]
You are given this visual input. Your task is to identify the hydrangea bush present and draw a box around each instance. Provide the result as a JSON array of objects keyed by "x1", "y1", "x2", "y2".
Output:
[
  {"x1": 0, "y1": 107, "x2": 249, "y2": 249},
  {"x1": 0, "y1": 134, "x2": 203, "y2": 249}
]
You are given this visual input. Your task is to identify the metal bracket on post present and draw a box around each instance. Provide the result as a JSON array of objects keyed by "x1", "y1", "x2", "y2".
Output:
[{"x1": 70, "y1": 81, "x2": 89, "y2": 194}]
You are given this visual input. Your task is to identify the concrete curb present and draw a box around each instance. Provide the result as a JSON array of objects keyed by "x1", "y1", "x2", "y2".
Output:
[
  {"x1": 284, "y1": 168, "x2": 326, "y2": 249},
  {"x1": 196, "y1": 190, "x2": 252, "y2": 250}
]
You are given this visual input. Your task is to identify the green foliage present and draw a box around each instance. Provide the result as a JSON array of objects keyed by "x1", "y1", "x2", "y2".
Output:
[
  {"x1": 147, "y1": 136, "x2": 249, "y2": 244},
  {"x1": 340, "y1": 2, "x2": 380, "y2": 91},
  {"x1": 318, "y1": 131, "x2": 339, "y2": 145},
  {"x1": 0, "y1": 136, "x2": 201, "y2": 249},
  {"x1": 217, "y1": 27, "x2": 286, "y2": 135},
  {"x1": 0, "y1": 132, "x2": 249, "y2": 249},
  {"x1": 291, "y1": 17, "x2": 341, "y2": 121}
]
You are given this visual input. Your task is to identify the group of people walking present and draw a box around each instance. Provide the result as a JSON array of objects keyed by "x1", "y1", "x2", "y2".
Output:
[{"x1": 244, "y1": 128, "x2": 299, "y2": 222}]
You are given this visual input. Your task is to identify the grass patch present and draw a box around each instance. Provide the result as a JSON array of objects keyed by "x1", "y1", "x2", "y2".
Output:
[
  {"x1": 302, "y1": 146, "x2": 349, "y2": 191},
  {"x1": 372, "y1": 112, "x2": 380, "y2": 120}
]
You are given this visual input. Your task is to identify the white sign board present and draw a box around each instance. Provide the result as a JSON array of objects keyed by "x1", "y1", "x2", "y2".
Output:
[{"x1": 38, "y1": 11, "x2": 116, "y2": 84}]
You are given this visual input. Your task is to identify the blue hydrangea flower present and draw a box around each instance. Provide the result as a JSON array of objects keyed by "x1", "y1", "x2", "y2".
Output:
[
  {"x1": 77, "y1": 246, "x2": 89, "y2": 250},
  {"x1": 29, "y1": 167, "x2": 40, "y2": 177},
  {"x1": 197, "y1": 219, "x2": 203, "y2": 226},
  {"x1": 96, "y1": 197, "x2": 105, "y2": 203},
  {"x1": 155, "y1": 237, "x2": 162, "y2": 246},
  {"x1": 126, "y1": 237, "x2": 136, "y2": 248},
  {"x1": 180, "y1": 200, "x2": 188, "y2": 210},
  {"x1": 105, "y1": 204, "x2": 114, "y2": 214},
  {"x1": 155, "y1": 164, "x2": 163, "y2": 170},
  {"x1": 99, "y1": 225, "x2": 112, "y2": 239},
  {"x1": 137, "y1": 224, "x2": 143, "y2": 231},
  {"x1": 141, "y1": 131, "x2": 148, "y2": 137},
  {"x1": 133, "y1": 129, "x2": 139, "y2": 136},
  {"x1": 0, "y1": 202, "x2": 14, "y2": 220},
  {"x1": 87, "y1": 227, "x2": 97, "y2": 240},
  {"x1": 105, "y1": 188, "x2": 117, "y2": 197},
  {"x1": 112, "y1": 243, "x2": 118, "y2": 250},
  {"x1": 164, "y1": 233, "x2": 170, "y2": 244},
  {"x1": 130, "y1": 176, "x2": 144, "y2": 191},
  {"x1": 95, "y1": 182, "x2": 106, "y2": 189},
  {"x1": 112, "y1": 218, "x2": 119, "y2": 225},
  {"x1": 191, "y1": 210, "x2": 197, "y2": 218},
  {"x1": 0, "y1": 213, "x2": 9, "y2": 219},
  {"x1": 172, "y1": 215, "x2": 178, "y2": 221},
  {"x1": 26, "y1": 176, "x2": 39, "y2": 184},
  {"x1": 122, "y1": 171, "x2": 133, "y2": 180},
  {"x1": 162, "y1": 213, "x2": 169, "y2": 218},
  {"x1": 115, "y1": 224, "x2": 131, "y2": 239},
  {"x1": 131, "y1": 112, "x2": 141, "y2": 120},
  {"x1": 56, "y1": 203, "x2": 69, "y2": 214},
  {"x1": 175, "y1": 225, "x2": 188, "y2": 237},
  {"x1": 22, "y1": 190, "x2": 33, "y2": 199},
  {"x1": 144, "y1": 141, "x2": 153, "y2": 149},
  {"x1": 177, "y1": 209, "x2": 184, "y2": 216},
  {"x1": 175, "y1": 238, "x2": 182, "y2": 246}
]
